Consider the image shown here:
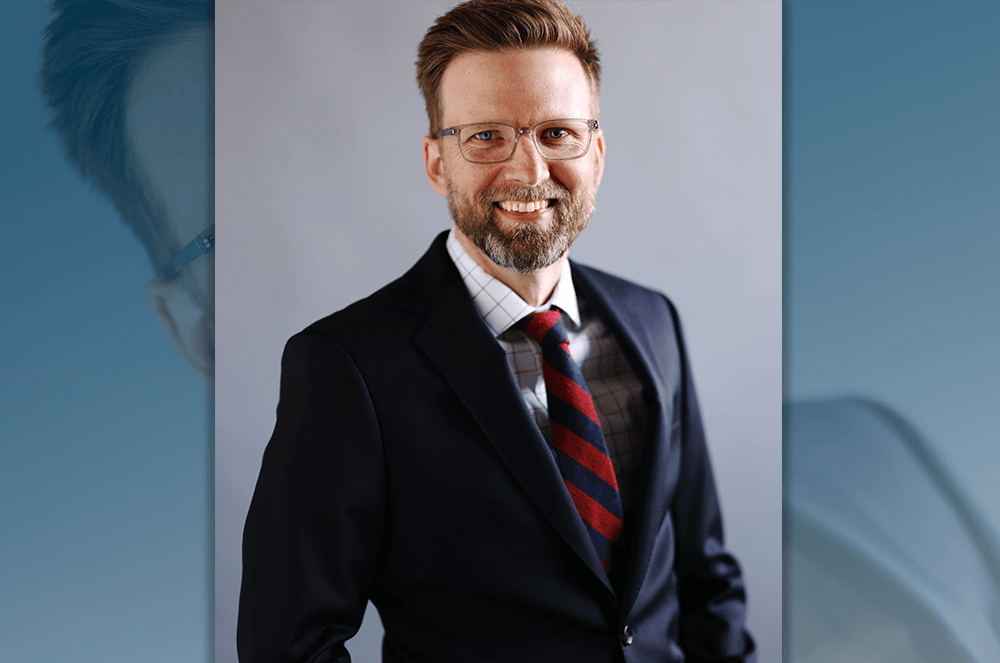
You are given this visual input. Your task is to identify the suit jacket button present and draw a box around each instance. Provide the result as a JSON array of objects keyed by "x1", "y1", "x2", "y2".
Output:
[{"x1": 622, "y1": 625, "x2": 633, "y2": 646}]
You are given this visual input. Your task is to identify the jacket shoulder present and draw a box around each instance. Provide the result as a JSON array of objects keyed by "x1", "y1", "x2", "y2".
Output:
[
  {"x1": 290, "y1": 232, "x2": 456, "y2": 351},
  {"x1": 571, "y1": 261, "x2": 679, "y2": 318},
  {"x1": 296, "y1": 275, "x2": 407, "y2": 347}
]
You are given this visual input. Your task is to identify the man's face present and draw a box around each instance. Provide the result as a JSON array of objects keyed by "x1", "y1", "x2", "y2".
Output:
[
  {"x1": 426, "y1": 48, "x2": 604, "y2": 273},
  {"x1": 128, "y1": 26, "x2": 215, "y2": 383}
]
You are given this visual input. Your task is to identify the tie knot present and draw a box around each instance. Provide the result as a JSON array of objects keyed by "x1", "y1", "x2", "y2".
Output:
[{"x1": 517, "y1": 308, "x2": 568, "y2": 347}]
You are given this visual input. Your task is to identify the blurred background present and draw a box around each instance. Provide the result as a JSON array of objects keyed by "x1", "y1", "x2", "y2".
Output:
[
  {"x1": 2, "y1": 1, "x2": 997, "y2": 662},
  {"x1": 786, "y1": 1, "x2": 1000, "y2": 660},
  {"x1": 1, "y1": 2, "x2": 211, "y2": 661}
]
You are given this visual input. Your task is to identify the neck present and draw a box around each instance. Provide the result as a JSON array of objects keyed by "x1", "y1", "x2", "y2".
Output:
[{"x1": 454, "y1": 226, "x2": 566, "y2": 307}]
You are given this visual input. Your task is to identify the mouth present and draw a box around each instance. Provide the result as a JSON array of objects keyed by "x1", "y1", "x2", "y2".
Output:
[{"x1": 492, "y1": 199, "x2": 555, "y2": 214}]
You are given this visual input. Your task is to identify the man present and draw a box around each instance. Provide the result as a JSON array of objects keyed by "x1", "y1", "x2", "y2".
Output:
[
  {"x1": 239, "y1": 1, "x2": 755, "y2": 661},
  {"x1": 41, "y1": 0, "x2": 215, "y2": 383}
]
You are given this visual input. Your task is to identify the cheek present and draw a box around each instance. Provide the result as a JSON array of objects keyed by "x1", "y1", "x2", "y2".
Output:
[
  {"x1": 459, "y1": 170, "x2": 502, "y2": 198},
  {"x1": 588, "y1": 145, "x2": 603, "y2": 178},
  {"x1": 553, "y1": 164, "x2": 591, "y2": 192}
]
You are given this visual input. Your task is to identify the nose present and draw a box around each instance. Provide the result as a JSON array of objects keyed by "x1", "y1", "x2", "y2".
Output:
[{"x1": 503, "y1": 129, "x2": 549, "y2": 188}]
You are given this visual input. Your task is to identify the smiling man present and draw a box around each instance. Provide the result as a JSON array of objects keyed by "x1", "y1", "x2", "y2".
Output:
[
  {"x1": 238, "y1": 2, "x2": 755, "y2": 662},
  {"x1": 424, "y1": 47, "x2": 602, "y2": 302}
]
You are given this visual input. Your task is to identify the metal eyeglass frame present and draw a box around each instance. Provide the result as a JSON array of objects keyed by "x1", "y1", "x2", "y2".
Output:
[
  {"x1": 171, "y1": 224, "x2": 215, "y2": 269},
  {"x1": 434, "y1": 118, "x2": 599, "y2": 163}
]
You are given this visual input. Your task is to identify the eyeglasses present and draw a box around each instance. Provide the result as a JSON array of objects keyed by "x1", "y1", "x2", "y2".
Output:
[
  {"x1": 435, "y1": 118, "x2": 599, "y2": 164},
  {"x1": 171, "y1": 224, "x2": 215, "y2": 269}
]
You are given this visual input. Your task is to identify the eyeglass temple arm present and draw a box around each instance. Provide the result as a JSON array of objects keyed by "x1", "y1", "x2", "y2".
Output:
[{"x1": 171, "y1": 224, "x2": 215, "y2": 269}]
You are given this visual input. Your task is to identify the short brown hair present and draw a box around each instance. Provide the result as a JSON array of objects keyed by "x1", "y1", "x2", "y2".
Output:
[{"x1": 416, "y1": 0, "x2": 600, "y2": 135}]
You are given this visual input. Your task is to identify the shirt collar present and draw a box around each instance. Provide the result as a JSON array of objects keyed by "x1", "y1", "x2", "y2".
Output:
[{"x1": 446, "y1": 227, "x2": 581, "y2": 337}]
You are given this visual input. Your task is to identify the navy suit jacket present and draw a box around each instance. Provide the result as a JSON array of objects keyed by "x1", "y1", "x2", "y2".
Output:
[{"x1": 238, "y1": 233, "x2": 754, "y2": 662}]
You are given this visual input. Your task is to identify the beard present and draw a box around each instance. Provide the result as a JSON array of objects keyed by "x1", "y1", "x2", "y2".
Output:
[{"x1": 446, "y1": 177, "x2": 597, "y2": 273}]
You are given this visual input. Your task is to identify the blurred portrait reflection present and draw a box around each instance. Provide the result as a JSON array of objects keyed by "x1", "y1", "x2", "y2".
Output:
[
  {"x1": 41, "y1": 0, "x2": 215, "y2": 383},
  {"x1": 788, "y1": 398, "x2": 1000, "y2": 662}
]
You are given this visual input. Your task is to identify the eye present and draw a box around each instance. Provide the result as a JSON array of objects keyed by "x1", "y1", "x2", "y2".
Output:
[
  {"x1": 471, "y1": 130, "x2": 499, "y2": 142},
  {"x1": 542, "y1": 127, "x2": 570, "y2": 140}
]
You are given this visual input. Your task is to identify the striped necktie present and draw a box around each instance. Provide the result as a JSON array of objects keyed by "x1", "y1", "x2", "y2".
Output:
[{"x1": 517, "y1": 308, "x2": 624, "y2": 573}]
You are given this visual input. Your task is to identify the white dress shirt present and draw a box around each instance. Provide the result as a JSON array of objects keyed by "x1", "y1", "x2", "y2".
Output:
[{"x1": 446, "y1": 228, "x2": 646, "y2": 514}]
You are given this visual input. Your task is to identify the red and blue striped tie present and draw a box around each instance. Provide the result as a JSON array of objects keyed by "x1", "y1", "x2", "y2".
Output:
[{"x1": 518, "y1": 308, "x2": 624, "y2": 573}]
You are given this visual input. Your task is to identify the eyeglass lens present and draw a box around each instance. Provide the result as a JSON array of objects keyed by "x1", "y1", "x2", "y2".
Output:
[{"x1": 458, "y1": 120, "x2": 592, "y2": 163}]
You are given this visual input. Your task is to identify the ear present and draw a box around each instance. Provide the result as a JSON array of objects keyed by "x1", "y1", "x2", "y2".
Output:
[
  {"x1": 423, "y1": 135, "x2": 449, "y2": 196},
  {"x1": 146, "y1": 279, "x2": 214, "y2": 385},
  {"x1": 593, "y1": 130, "x2": 605, "y2": 188}
]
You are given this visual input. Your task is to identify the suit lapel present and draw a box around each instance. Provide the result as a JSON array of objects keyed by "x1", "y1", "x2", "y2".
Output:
[
  {"x1": 406, "y1": 235, "x2": 616, "y2": 598},
  {"x1": 571, "y1": 263, "x2": 674, "y2": 616}
]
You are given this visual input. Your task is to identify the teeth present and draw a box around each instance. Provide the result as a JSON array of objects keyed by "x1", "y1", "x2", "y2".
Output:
[{"x1": 498, "y1": 200, "x2": 550, "y2": 213}]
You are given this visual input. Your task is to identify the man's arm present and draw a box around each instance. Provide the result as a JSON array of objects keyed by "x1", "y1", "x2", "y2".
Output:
[
  {"x1": 238, "y1": 330, "x2": 385, "y2": 663},
  {"x1": 666, "y1": 297, "x2": 757, "y2": 663}
]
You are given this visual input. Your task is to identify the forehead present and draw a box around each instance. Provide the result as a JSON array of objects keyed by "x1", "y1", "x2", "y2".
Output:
[
  {"x1": 126, "y1": 26, "x2": 213, "y2": 246},
  {"x1": 439, "y1": 48, "x2": 595, "y2": 126}
]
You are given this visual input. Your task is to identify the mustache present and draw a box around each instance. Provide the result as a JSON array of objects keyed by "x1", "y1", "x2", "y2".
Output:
[{"x1": 481, "y1": 182, "x2": 571, "y2": 205}]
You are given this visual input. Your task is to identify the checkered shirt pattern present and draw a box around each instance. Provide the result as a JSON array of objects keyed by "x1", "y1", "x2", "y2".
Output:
[{"x1": 446, "y1": 229, "x2": 646, "y2": 514}]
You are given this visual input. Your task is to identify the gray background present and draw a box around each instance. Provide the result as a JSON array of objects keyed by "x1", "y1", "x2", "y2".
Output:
[{"x1": 216, "y1": 2, "x2": 781, "y2": 661}]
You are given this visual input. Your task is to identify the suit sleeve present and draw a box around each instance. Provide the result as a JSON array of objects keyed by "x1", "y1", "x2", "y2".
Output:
[
  {"x1": 238, "y1": 331, "x2": 385, "y2": 663},
  {"x1": 665, "y1": 297, "x2": 757, "y2": 663}
]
